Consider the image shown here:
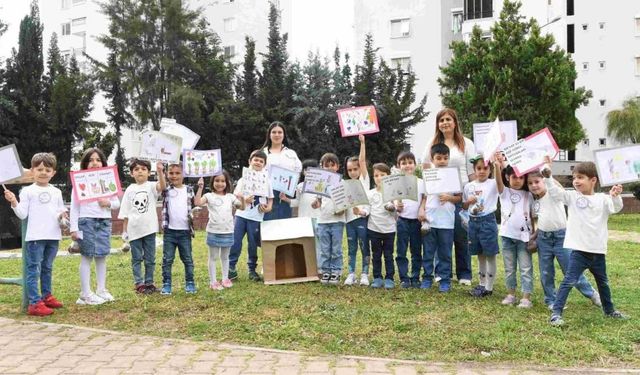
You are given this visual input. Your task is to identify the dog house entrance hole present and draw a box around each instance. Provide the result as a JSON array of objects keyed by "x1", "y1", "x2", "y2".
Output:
[{"x1": 275, "y1": 243, "x2": 307, "y2": 279}]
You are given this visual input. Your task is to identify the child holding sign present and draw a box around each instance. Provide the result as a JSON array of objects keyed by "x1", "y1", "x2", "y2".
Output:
[{"x1": 70, "y1": 148, "x2": 121, "y2": 305}]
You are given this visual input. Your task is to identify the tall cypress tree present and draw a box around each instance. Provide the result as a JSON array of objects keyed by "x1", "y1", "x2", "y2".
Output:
[{"x1": 0, "y1": 17, "x2": 17, "y2": 147}]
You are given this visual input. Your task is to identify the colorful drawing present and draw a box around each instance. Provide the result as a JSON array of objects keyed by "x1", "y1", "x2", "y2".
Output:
[
  {"x1": 70, "y1": 165, "x2": 122, "y2": 203},
  {"x1": 503, "y1": 128, "x2": 559, "y2": 177},
  {"x1": 242, "y1": 167, "x2": 270, "y2": 197},
  {"x1": 269, "y1": 165, "x2": 299, "y2": 196},
  {"x1": 330, "y1": 179, "x2": 369, "y2": 213},
  {"x1": 138, "y1": 130, "x2": 182, "y2": 163},
  {"x1": 183, "y1": 149, "x2": 222, "y2": 178},
  {"x1": 473, "y1": 119, "x2": 518, "y2": 154},
  {"x1": 337, "y1": 105, "x2": 380, "y2": 137},
  {"x1": 381, "y1": 175, "x2": 418, "y2": 203},
  {"x1": 594, "y1": 144, "x2": 640, "y2": 187},
  {"x1": 0, "y1": 144, "x2": 24, "y2": 184},
  {"x1": 160, "y1": 118, "x2": 201, "y2": 150},
  {"x1": 302, "y1": 168, "x2": 342, "y2": 198}
]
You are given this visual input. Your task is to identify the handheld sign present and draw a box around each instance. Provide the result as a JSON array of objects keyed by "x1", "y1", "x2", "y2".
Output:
[
  {"x1": 241, "y1": 167, "x2": 270, "y2": 197},
  {"x1": 183, "y1": 149, "x2": 222, "y2": 177},
  {"x1": 302, "y1": 168, "x2": 342, "y2": 198},
  {"x1": 473, "y1": 119, "x2": 518, "y2": 154},
  {"x1": 0, "y1": 144, "x2": 24, "y2": 184},
  {"x1": 139, "y1": 130, "x2": 183, "y2": 163},
  {"x1": 381, "y1": 175, "x2": 418, "y2": 202},
  {"x1": 337, "y1": 105, "x2": 380, "y2": 137},
  {"x1": 330, "y1": 179, "x2": 369, "y2": 213},
  {"x1": 70, "y1": 165, "x2": 122, "y2": 203},
  {"x1": 423, "y1": 167, "x2": 462, "y2": 195},
  {"x1": 503, "y1": 128, "x2": 559, "y2": 177},
  {"x1": 593, "y1": 144, "x2": 640, "y2": 187},
  {"x1": 160, "y1": 118, "x2": 200, "y2": 150},
  {"x1": 269, "y1": 165, "x2": 299, "y2": 197}
]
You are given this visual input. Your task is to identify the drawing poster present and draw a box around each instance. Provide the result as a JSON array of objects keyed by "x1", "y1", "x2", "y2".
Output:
[
  {"x1": 337, "y1": 105, "x2": 380, "y2": 137},
  {"x1": 269, "y1": 165, "x2": 299, "y2": 196},
  {"x1": 302, "y1": 168, "x2": 343, "y2": 198},
  {"x1": 330, "y1": 179, "x2": 369, "y2": 212},
  {"x1": 593, "y1": 144, "x2": 640, "y2": 186},
  {"x1": 160, "y1": 118, "x2": 201, "y2": 150},
  {"x1": 138, "y1": 130, "x2": 183, "y2": 163},
  {"x1": 70, "y1": 165, "x2": 122, "y2": 203},
  {"x1": 503, "y1": 128, "x2": 559, "y2": 177},
  {"x1": 381, "y1": 175, "x2": 418, "y2": 202},
  {"x1": 0, "y1": 144, "x2": 24, "y2": 184},
  {"x1": 183, "y1": 149, "x2": 222, "y2": 177},
  {"x1": 241, "y1": 167, "x2": 270, "y2": 197}
]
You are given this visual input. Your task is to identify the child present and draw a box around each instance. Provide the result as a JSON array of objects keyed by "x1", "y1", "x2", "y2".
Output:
[
  {"x1": 4, "y1": 153, "x2": 66, "y2": 316},
  {"x1": 394, "y1": 151, "x2": 425, "y2": 288},
  {"x1": 528, "y1": 171, "x2": 601, "y2": 310},
  {"x1": 229, "y1": 150, "x2": 274, "y2": 281},
  {"x1": 70, "y1": 148, "x2": 120, "y2": 305},
  {"x1": 118, "y1": 159, "x2": 166, "y2": 294},
  {"x1": 495, "y1": 158, "x2": 535, "y2": 308},
  {"x1": 159, "y1": 163, "x2": 203, "y2": 295},
  {"x1": 195, "y1": 171, "x2": 245, "y2": 290},
  {"x1": 312, "y1": 153, "x2": 346, "y2": 285},
  {"x1": 367, "y1": 163, "x2": 397, "y2": 289},
  {"x1": 542, "y1": 159, "x2": 627, "y2": 326},
  {"x1": 418, "y1": 144, "x2": 460, "y2": 292},
  {"x1": 462, "y1": 155, "x2": 500, "y2": 298},
  {"x1": 344, "y1": 135, "x2": 371, "y2": 286}
]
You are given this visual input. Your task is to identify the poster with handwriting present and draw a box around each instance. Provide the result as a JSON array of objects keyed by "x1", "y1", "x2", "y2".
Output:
[
  {"x1": 337, "y1": 105, "x2": 380, "y2": 137},
  {"x1": 0, "y1": 144, "x2": 24, "y2": 184},
  {"x1": 330, "y1": 179, "x2": 369, "y2": 212},
  {"x1": 269, "y1": 165, "x2": 299, "y2": 196},
  {"x1": 423, "y1": 167, "x2": 462, "y2": 194},
  {"x1": 302, "y1": 168, "x2": 342, "y2": 198},
  {"x1": 160, "y1": 118, "x2": 200, "y2": 150},
  {"x1": 70, "y1": 165, "x2": 122, "y2": 203},
  {"x1": 594, "y1": 144, "x2": 640, "y2": 186},
  {"x1": 503, "y1": 128, "x2": 559, "y2": 177},
  {"x1": 139, "y1": 130, "x2": 182, "y2": 163},
  {"x1": 473, "y1": 119, "x2": 518, "y2": 154},
  {"x1": 183, "y1": 149, "x2": 222, "y2": 177},
  {"x1": 381, "y1": 175, "x2": 418, "y2": 202},
  {"x1": 241, "y1": 167, "x2": 270, "y2": 197}
]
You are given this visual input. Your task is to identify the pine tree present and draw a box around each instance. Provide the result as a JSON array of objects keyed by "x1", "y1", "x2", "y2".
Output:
[{"x1": 0, "y1": 17, "x2": 17, "y2": 146}]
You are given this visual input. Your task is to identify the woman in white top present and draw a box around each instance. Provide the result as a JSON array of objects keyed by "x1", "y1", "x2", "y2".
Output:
[
  {"x1": 261, "y1": 121, "x2": 302, "y2": 220},
  {"x1": 421, "y1": 108, "x2": 476, "y2": 285}
]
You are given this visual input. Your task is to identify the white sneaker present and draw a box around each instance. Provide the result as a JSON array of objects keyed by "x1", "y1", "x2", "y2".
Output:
[
  {"x1": 435, "y1": 276, "x2": 442, "y2": 283},
  {"x1": 76, "y1": 293, "x2": 106, "y2": 306},
  {"x1": 501, "y1": 294, "x2": 517, "y2": 305},
  {"x1": 458, "y1": 279, "x2": 471, "y2": 286},
  {"x1": 517, "y1": 298, "x2": 533, "y2": 309},
  {"x1": 96, "y1": 290, "x2": 115, "y2": 302},
  {"x1": 344, "y1": 273, "x2": 356, "y2": 286},
  {"x1": 590, "y1": 292, "x2": 602, "y2": 307},
  {"x1": 359, "y1": 273, "x2": 370, "y2": 286}
]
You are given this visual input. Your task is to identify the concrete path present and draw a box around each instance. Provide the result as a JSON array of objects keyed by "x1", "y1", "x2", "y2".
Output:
[{"x1": 0, "y1": 318, "x2": 637, "y2": 375}]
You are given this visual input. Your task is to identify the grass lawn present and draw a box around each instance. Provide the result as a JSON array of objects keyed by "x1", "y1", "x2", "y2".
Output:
[
  {"x1": 609, "y1": 214, "x2": 640, "y2": 233},
  {"x1": 0, "y1": 221, "x2": 639, "y2": 367}
]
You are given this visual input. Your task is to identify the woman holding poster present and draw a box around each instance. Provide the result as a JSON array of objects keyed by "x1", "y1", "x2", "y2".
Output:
[
  {"x1": 421, "y1": 108, "x2": 476, "y2": 286},
  {"x1": 261, "y1": 121, "x2": 302, "y2": 220}
]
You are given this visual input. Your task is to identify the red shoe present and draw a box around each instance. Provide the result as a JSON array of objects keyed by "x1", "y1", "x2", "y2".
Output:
[
  {"x1": 28, "y1": 301, "x2": 54, "y2": 316},
  {"x1": 134, "y1": 284, "x2": 146, "y2": 294},
  {"x1": 42, "y1": 294, "x2": 64, "y2": 309}
]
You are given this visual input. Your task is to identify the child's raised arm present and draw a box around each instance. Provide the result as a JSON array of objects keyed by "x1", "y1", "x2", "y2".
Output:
[
  {"x1": 358, "y1": 134, "x2": 368, "y2": 178},
  {"x1": 541, "y1": 156, "x2": 570, "y2": 206},
  {"x1": 494, "y1": 151, "x2": 505, "y2": 194},
  {"x1": 607, "y1": 184, "x2": 624, "y2": 214},
  {"x1": 156, "y1": 162, "x2": 167, "y2": 192},
  {"x1": 194, "y1": 177, "x2": 207, "y2": 206}
]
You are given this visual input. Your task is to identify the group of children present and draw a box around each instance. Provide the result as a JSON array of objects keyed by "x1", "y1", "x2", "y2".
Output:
[{"x1": 3, "y1": 136, "x2": 628, "y2": 326}]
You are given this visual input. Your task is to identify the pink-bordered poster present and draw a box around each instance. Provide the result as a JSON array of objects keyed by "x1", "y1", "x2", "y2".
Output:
[
  {"x1": 70, "y1": 165, "x2": 122, "y2": 203},
  {"x1": 503, "y1": 127, "x2": 560, "y2": 177},
  {"x1": 337, "y1": 105, "x2": 379, "y2": 137}
]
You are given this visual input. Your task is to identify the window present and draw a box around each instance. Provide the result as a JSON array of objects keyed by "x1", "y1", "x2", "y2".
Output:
[
  {"x1": 464, "y1": 0, "x2": 493, "y2": 20},
  {"x1": 582, "y1": 138, "x2": 589, "y2": 146},
  {"x1": 452, "y1": 11, "x2": 463, "y2": 34},
  {"x1": 582, "y1": 23, "x2": 588, "y2": 31},
  {"x1": 599, "y1": 22, "x2": 605, "y2": 29},
  {"x1": 635, "y1": 16, "x2": 640, "y2": 34},
  {"x1": 224, "y1": 17, "x2": 236, "y2": 32},
  {"x1": 61, "y1": 50, "x2": 71, "y2": 61},
  {"x1": 566, "y1": 0, "x2": 574, "y2": 16},
  {"x1": 636, "y1": 56, "x2": 640, "y2": 75},
  {"x1": 599, "y1": 138, "x2": 607, "y2": 147},
  {"x1": 582, "y1": 62, "x2": 588, "y2": 70},
  {"x1": 74, "y1": 31, "x2": 86, "y2": 50},
  {"x1": 61, "y1": 23, "x2": 71, "y2": 36},
  {"x1": 390, "y1": 19, "x2": 411, "y2": 38},
  {"x1": 480, "y1": 31, "x2": 492, "y2": 41},
  {"x1": 223, "y1": 45, "x2": 236, "y2": 58},
  {"x1": 390, "y1": 57, "x2": 411, "y2": 73},
  {"x1": 72, "y1": 0, "x2": 86, "y2": 4},
  {"x1": 599, "y1": 99, "x2": 606, "y2": 106},
  {"x1": 558, "y1": 150, "x2": 567, "y2": 161},
  {"x1": 568, "y1": 150, "x2": 575, "y2": 161},
  {"x1": 61, "y1": 0, "x2": 70, "y2": 9},
  {"x1": 72, "y1": 17, "x2": 86, "y2": 27},
  {"x1": 567, "y1": 24, "x2": 575, "y2": 53},
  {"x1": 599, "y1": 61, "x2": 605, "y2": 69}
]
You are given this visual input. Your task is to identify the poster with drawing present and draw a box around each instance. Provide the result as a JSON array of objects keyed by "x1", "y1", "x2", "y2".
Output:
[
  {"x1": 593, "y1": 145, "x2": 640, "y2": 187},
  {"x1": 337, "y1": 105, "x2": 380, "y2": 137},
  {"x1": 302, "y1": 168, "x2": 342, "y2": 198},
  {"x1": 160, "y1": 118, "x2": 200, "y2": 150},
  {"x1": 381, "y1": 175, "x2": 418, "y2": 202},
  {"x1": 423, "y1": 167, "x2": 462, "y2": 195},
  {"x1": 0, "y1": 144, "x2": 24, "y2": 184},
  {"x1": 183, "y1": 149, "x2": 222, "y2": 177},
  {"x1": 269, "y1": 165, "x2": 299, "y2": 196},
  {"x1": 503, "y1": 128, "x2": 559, "y2": 177},
  {"x1": 330, "y1": 179, "x2": 369, "y2": 212},
  {"x1": 139, "y1": 130, "x2": 182, "y2": 163},
  {"x1": 70, "y1": 165, "x2": 122, "y2": 203},
  {"x1": 241, "y1": 167, "x2": 270, "y2": 197},
  {"x1": 473, "y1": 119, "x2": 518, "y2": 154}
]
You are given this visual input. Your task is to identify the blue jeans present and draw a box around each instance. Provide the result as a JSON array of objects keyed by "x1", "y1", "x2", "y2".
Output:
[
  {"x1": 263, "y1": 190, "x2": 292, "y2": 220},
  {"x1": 369, "y1": 230, "x2": 395, "y2": 280},
  {"x1": 25, "y1": 240, "x2": 59, "y2": 305},
  {"x1": 422, "y1": 228, "x2": 453, "y2": 284},
  {"x1": 468, "y1": 213, "x2": 499, "y2": 256},
  {"x1": 346, "y1": 217, "x2": 370, "y2": 274},
  {"x1": 395, "y1": 217, "x2": 422, "y2": 282},
  {"x1": 537, "y1": 229, "x2": 595, "y2": 306},
  {"x1": 317, "y1": 222, "x2": 345, "y2": 274},
  {"x1": 453, "y1": 203, "x2": 472, "y2": 280},
  {"x1": 162, "y1": 229, "x2": 195, "y2": 285},
  {"x1": 229, "y1": 216, "x2": 261, "y2": 272},
  {"x1": 553, "y1": 250, "x2": 615, "y2": 316},
  {"x1": 130, "y1": 233, "x2": 156, "y2": 285},
  {"x1": 501, "y1": 236, "x2": 534, "y2": 294},
  {"x1": 77, "y1": 218, "x2": 111, "y2": 257}
]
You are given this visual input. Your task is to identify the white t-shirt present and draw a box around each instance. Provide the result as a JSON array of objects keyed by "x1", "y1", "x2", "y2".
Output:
[
  {"x1": 204, "y1": 192, "x2": 241, "y2": 234},
  {"x1": 422, "y1": 137, "x2": 476, "y2": 185},
  {"x1": 499, "y1": 188, "x2": 534, "y2": 242},
  {"x1": 166, "y1": 186, "x2": 189, "y2": 230},
  {"x1": 398, "y1": 176, "x2": 425, "y2": 220},
  {"x1": 367, "y1": 189, "x2": 396, "y2": 233},
  {"x1": 118, "y1": 181, "x2": 159, "y2": 241},
  {"x1": 533, "y1": 190, "x2": 567, "y2": 232},
  {"x1": 234, "y1": 177, "x2": 274, "y2": 222},
  {"x1": 69, "y1": 190, "x2": 120, "y2": 232},
  {"x1": 316, "y1": 195, "x2": 346, "y2": 224},
  {"x1": 545, "y1": 178, "x2": 623, "y2": 254},
  {"x1": 264, "y1": 147, "x2": 303, "y2": 173},
  {"x1": 346, "y1": 174, "x2": 371, "y2": 223},
  {"x1": 425, "y1": 194, "x2": 456, "y2": 229},
  {"x1": 291, "y1": 182, "x2": 320, "y2": 219},
  {"x1": 463, "y1": 178, "x2": 499, "y2": 217},
  {"x1": 12, "y1": 184, "x2": 66, "y2": 241}
]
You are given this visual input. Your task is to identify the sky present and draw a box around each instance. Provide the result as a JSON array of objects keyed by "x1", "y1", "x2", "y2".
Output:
[{"x1": 0, "y1": 0, "x2": 31, "y2": 61}]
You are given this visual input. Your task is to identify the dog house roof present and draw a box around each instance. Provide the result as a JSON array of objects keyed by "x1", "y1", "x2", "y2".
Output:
[{"x1": 260, "y1": 217, "x2": 315, "y2": 242}]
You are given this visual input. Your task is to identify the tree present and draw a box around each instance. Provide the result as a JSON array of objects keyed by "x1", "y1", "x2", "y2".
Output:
[
  {"x1": 0, "y1": 17, "x2": 17, "y2": 147},
  {"x1": 439, "y1": 0, "x2": 591, "y2": 150},
  {"x1": 606, "y1": 97, "x2": 640, "y2": 144}
]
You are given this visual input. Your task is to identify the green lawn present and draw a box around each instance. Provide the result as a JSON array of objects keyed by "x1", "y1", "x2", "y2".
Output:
[
  {"x1": 609, "y1": 214, "x2": 640, "y2": 233},
  {"x1": 0, "y1": 221, "x2": 639, "y2": 367}
]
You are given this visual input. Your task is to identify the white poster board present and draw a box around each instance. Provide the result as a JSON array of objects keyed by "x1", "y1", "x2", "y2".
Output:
[
  {"x1": 183, "y1": 149, "x2": 222, "y2": 177},
  {"x1": 70, "y1": 165, "x2": 122, "y2": 203},
  {"x1": 502, "y1": 128, "x2": 559, "y2": 177},
  {"x1": 269, "y1": 165, "x2": 299, "y2": 196},
  {"x1": 160, "y1": 118, "x2": 200, "y2": 150},
  {"x1": 473, "y1": 119, "x2": 518, "y2": 154},
  {"x1": 593, "y1": 144, "x2": 640, "y2": 187},
  {"x1": 381, "y1": 175, "x2": 418, "y2": 202},
  {"x1": 423, "y1": 167, "x2": 462, "y2": 195},
  {"x1": 0, "y1": 144, "x2": 24, "y2": 184},
  {"x1": 330, "y1": 179, "x2": 369, "y2": 212},
  {"x1": 139, "y1": 130, "x2": 183, "y2": 163},
  {"x1": 302, "y1": 168, "x2": 342, "y2": 198},
  {"x1": 241, "y1": 167, "x2": 270, "y2": 197}
]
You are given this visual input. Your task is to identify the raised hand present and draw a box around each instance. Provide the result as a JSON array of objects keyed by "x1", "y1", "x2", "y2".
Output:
[{"x1": 609, "y1": 184, "x2": 623, "y2": 197}]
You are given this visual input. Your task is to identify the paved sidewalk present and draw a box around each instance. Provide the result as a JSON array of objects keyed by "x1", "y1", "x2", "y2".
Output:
[{"x1": 0, "y1": 318, "x2": 638, "y2": 374}]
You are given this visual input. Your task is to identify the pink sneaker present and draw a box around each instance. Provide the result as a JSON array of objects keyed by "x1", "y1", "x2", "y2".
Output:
[
  {"x1": 209, "y1": 281, "x2": 223, "y2": 291},
  {"x1": 221, "y1": 279, "x2": 233, "y2": 288}
]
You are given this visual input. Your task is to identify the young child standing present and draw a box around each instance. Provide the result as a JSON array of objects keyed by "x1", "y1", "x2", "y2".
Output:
[
  {"x1": 312, "y1": 153, "x2": 346, "y2": 285},
  {"x1": 394, "y1": 151, "x2": 425, "y2": 288},
  {"x1": 70, "y1": 148, "x2": 120, "y2": 305},
  {"x1": 195, "y1": 171, "x2": 245, "y2": 290},
  {"x1": 495, "y1": 159, "x2": 535, "y2": 308},
  {"x1": 344, "y1": 135, "x2": 371, "y2": 286},
  {"x1": 542, "y1": 159, "x2": 627, "y2": 326},
  {"x1": 418, "y1": 144, "x2": 460, "y2": 292},
  {"x1": 118, "y1": 159, "x2": 166, "y2": 294},
  {"x1": 463, "y1": 155, "x2": 500, "y2": 298},
  {"x1": 528, "y1": 171, "x2": 601, "y2": 310},
  {"x1": 159, "y1": 163, "x2": 203, "y2": 295},
  {"x1": 229, "y1": 150, "x2": 274, "y2": 281},
  {"x1": 4, "y1": 153, "x2": 66, "y2": 316},
  {"x1": 367, "y1": 163, "x2": 397, "y2": 289}
]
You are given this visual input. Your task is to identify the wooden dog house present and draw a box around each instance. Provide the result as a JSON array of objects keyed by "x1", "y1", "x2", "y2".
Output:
[{"x1": 260, "y1": 217, "x2": 319, "y2": 285}]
